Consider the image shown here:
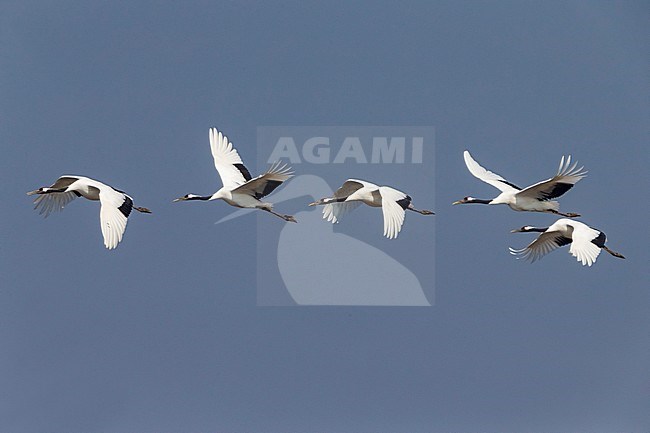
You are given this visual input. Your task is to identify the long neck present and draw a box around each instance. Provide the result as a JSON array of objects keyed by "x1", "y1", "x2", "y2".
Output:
[
  {"x1": 312, "y1": 196, "x2": 345, "y2": 206},
  {"x1": 466, "y1": 198, "x2": 492, "y2": 205},
  {"x1": 526, "y1": 227, "x2": 549, "y2": 233}
]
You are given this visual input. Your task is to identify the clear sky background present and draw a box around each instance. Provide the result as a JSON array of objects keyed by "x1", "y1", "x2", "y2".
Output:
[{"x1": 1, "y1": 1, "x2": 649, "y2": 432}]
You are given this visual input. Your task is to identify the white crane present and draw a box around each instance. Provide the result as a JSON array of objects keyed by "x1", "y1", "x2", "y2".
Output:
[
  {"x1": 173, "y1": 128, "x2": 296, "y2": 222},
  {"x1": 27, "y1": 175, "x2": 151, "y2": 249},
  {"x1": 510, "y1": 218, "x2": 625, "y2": 266},
  {"x1": 308, "y1": 179, "x2": 434, "y2": 239},
  {"x1": 453, "y1": 150, "x2": 586, "y2": 217}
]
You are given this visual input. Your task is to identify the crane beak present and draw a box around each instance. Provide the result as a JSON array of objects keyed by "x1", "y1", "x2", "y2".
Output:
[
  {"x1": 26, "y1": 189, "x2": 41, "y2": 196},
  {"x1": 172, "y1": 197, "x2": 185, "y2": 202},
  {"x1": 452, "y1": 200, "x2": 462, "y2": 205},
  {"x1": 510, "y1": 228, "x2": 523, "y2": 233}
]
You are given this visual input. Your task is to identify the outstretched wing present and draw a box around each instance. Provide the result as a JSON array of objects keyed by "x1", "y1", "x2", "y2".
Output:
[
  {"x1": 336, "y1": 179, "x2": 377, "y2": 198},
  {"x1": 568, "y1": 223, "x2": 601, "y2": 266},
  {"x1": 232, "y1": 161, "x2": 293, "y2": 199},
  {"x1": 32, "y1": 191, "x2": 79, "y2": 218},
  {"x1": 509, "y1": 231, "x2": 572, "y2": 263},
  {"x1": 379, "y1": 186, "x2": 408, "y2": 239},
  {"x1": 209, "y1": 127, "x2": 252, "y2": 190},
  {"x1": 322, "y1": 201, "x2": 362, "y2": 223},
  {"x1": 99, "y1": 190, "x2": 131, "y2": 250},
  {"x1": 463, "y1": 150, "x2": 520, "y2": 193},
  {"x1": 518, "y1": 155, "x2": 587, "y2": 201},
  {"x1": 30, "y1": 175, "x2": 81, "y2": 217}
]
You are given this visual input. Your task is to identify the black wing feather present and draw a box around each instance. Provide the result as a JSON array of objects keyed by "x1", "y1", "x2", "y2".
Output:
[
  {"x1": 538, "y1": 182, "x2": 574, "y2": 200},
  {"x1": 396, "y1": 195, "x2": 412, "y2": 210},
  {"x1": 497, "y1": 179, "x2": 521, "y2": 190},
  {"x1": 590, "y1": 231, "x2": 606, "y2": 248},
  {"x1": 234, "y1": 164, "x2": 252, "y2": 182},
  {"x1": 118, "y1": 195, "x2": 133, "y2": 218},
  {"x1": 253, "y1": 180, "x2": 283, "y2": 200}
]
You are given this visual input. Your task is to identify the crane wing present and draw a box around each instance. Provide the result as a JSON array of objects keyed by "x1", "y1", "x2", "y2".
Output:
[
  {"x1": 32, "y1": 191, "x2": 79, "y2": 217},
  {"x1": 209, "y1": 127, "x2": 252, "y2": 190},
  {"x1": 518, "y1": 155, "x2": 587, "y2": 201},
  {"x1": 463, "y1": 150, "x2": 520, "y2": 193},
  {"x1": 568, "y1": 224, "x2": 601, "y2": 266},
  {"x1": 29, "y1": 175, "x2": 81, "y2": 217},
  {"x1": 337, "y1": 179, "x2": 379, "y2": 197},
  {"x1": 231, "y1": 161, "x2": 293, "y2": 199},
  {"x1": 99, "y1": 190, "x2": 131, "y2": 249},
  {"x1": 322, "y1": 201, "x2": 362, "y2": 223},
  {"x1": 509, "y1": 230, "x2": 572, "y2": 263},
  {"x1": 379, "y1": 186, "x2": 408, "y2": 239}
]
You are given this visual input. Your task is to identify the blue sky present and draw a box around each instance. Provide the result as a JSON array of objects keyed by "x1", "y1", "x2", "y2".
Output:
[{"x1": 1, "y1": 1, "x2": 649, "y2": 432}]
